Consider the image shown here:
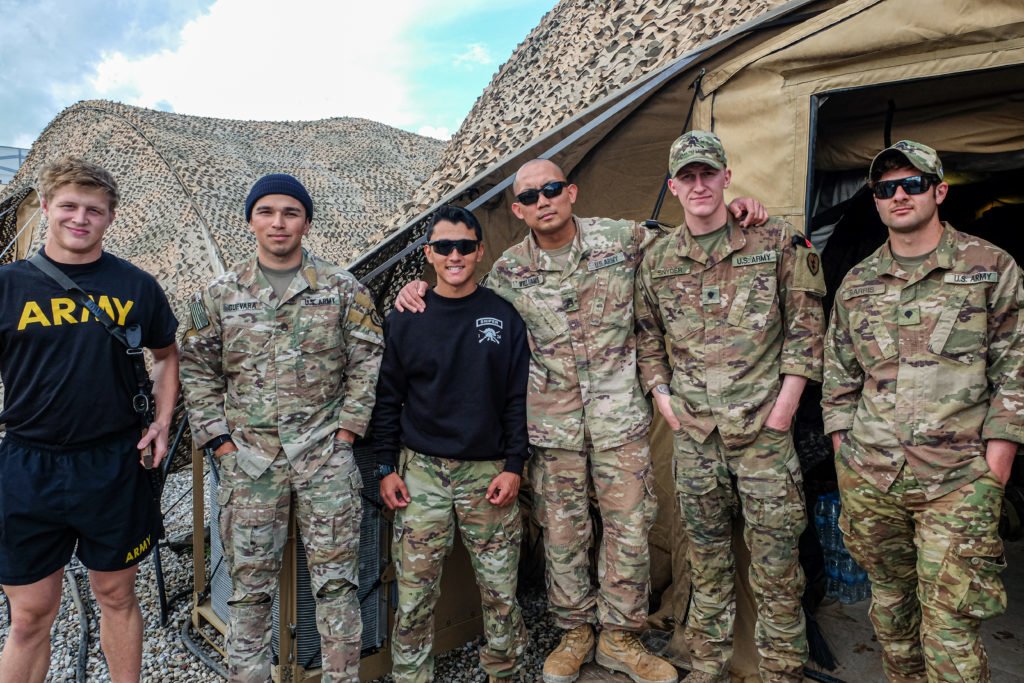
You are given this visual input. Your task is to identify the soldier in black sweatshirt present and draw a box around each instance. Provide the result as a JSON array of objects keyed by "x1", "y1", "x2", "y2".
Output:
[{"x1": 370, "y1": 206, "x2": 530, "y2": 683}]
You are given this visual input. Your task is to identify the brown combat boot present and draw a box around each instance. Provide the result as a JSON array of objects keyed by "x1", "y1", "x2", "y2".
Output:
[
  {"x1": 543, "y1": 624, "x2": 595, "y2": 683},
  {"x1": 596, "y1": 629, "x2": 679, "y2": 683}
]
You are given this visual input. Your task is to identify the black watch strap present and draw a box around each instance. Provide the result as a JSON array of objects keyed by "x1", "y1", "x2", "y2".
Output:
[
  {"x1": 206, "y1": 434, "x2": 233, "y2": 451},
  {"x1": 377, "y1": 463, "x2": 396, "y2": 478}
]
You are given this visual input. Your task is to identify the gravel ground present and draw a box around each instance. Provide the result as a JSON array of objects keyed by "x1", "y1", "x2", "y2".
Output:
[{"x1": 0, "y1": 466, "x2": 568, "y2": 682}]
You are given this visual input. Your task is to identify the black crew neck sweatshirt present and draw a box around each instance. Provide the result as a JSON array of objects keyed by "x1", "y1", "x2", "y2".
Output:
[{"x1": 370, "y1": 286, "x2": 530, "y2": 473}]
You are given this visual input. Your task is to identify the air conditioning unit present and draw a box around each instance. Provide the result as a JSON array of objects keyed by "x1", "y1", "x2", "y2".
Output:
[{"x1": 199, "y1": 442, "x2": 388, "y2": 678}]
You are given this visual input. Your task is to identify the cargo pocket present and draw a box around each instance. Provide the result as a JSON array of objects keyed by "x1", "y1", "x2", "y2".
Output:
[
  {"x1": 928, "y1": 288, "x2": 986, "y2": 365},
  {"x1": 727, "y1": 266, "x2": 777, "y2": 332},
  {"x1": 231, "y1": 505, "x2": 278, "y2": 566},
  {"x1": 936, "y1": 535, "x2": 1007, "y2": 620}
]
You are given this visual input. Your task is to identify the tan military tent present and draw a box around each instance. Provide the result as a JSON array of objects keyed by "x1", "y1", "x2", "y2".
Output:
[{"x1": 352, "y1": 0, "x2": 1024, "y2": 678}]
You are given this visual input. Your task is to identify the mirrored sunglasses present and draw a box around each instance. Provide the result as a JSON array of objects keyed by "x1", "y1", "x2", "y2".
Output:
[
  {"x1": 872, "y1": 175, "x2": 937, "y2": 199},
  {"x1": 515, "y1": 181, "x2": 567, "y2": 206},
  {"x1": 426, "y1": 239, "x2": 480, "y2": 256}
]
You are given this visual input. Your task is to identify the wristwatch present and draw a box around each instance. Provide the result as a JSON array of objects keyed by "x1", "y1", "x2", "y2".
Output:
[
  {"x1": 205, "y1": 434, "x2": 234, "y2": 451},
  {"x1": 378, "y1": 463, "x2": 397, "y2": 479}
]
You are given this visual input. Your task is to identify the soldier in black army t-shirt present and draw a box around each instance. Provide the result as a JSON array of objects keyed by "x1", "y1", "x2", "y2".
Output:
[{"x1": 0, "y1": 158, "x2": 179, "y2": 683}]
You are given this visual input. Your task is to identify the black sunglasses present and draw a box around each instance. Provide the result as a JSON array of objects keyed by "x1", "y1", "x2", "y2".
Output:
[
  {"x1": 515, "y1": 181, "x2": 567, "y2": 205},
  {"x1": 426, "y1": 239, "x2": 480, "y2": 256},
  {"x1": 872, "y1": 175, "x2": 938, "y2": 199}
]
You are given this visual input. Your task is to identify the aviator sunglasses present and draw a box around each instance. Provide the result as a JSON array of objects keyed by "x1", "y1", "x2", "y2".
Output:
[
  {"x1": 426, "y1": 239, "x2": 480, "y2": 256},
  {"x1": 871, "y1": 175, "x2": 939, "y2": 199},
  {"x1": 515, "y1": 181, "x2": 568, "y2": 205}
]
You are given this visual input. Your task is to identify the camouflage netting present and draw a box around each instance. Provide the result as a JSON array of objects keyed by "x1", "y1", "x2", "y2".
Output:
[
  {"x1": 375, "y1": 0, "x2": 789, "y2": 242},
  {"x1": 0, "y1": 99, "x2": 444, "y2": 322},
  {"x1": 0, "y1": 100, "x2": 442, "y2": 470},
  {"x1": 353, "y1": 0, "x2": 788, "y2": 310}
]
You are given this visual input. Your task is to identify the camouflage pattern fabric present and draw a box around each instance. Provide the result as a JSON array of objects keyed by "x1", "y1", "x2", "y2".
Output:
[
  {"x1": 217, "y1": 441, "x2": 364, "y2": 682},
  {"x1": 822, "y1": 224, "x2": 1024, "y2": 500},
  {"x1": 180, "y1": 250, "x2": 383, "y2": 682},
  {"x1": 869, "y1": 140, "x2": 945, "y2": 182},
  {"x1": 668, "y1": 130, "x2": 728, "y2": 176},
  {"x1": 672, "y1": 427, "x2": 808, "y2": 682},
  {"x1": 836, "y1": 455, "x2": 1006, "y2": 683},
  {"x1": 181, "y1": 250, "x2": 384, "y2": 480},
  {"x1": 635, "y1": 216, "x2": 826, "y2": 449},
  {"x1": 487, "y1": 216, "x2": 653, "y2": 452},
  {"x1": 530, "y1": 437, "x2": 658, "y2": 631},
  {"x1": 391, "y1": 453, "x2": 527, "y2": 682}
]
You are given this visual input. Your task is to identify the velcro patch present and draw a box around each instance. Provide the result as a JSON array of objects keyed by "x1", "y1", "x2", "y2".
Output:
[
  {"x1": 843, "y1": 284, "x2": 886, "y2": 300},
  {"x1": 732, "y1": 251, "x2": 776, "y2": 267},
  {"x1": 587, "y1": 252, "x2": 626, "y2": 271},
  {"x1": 512, "y1": 275, "x2": 542, "y2": 289},
  {"x1": 944, "y1": 272, "x2": 998, "y2": 285},
  {"x1": 652, "y1": 265, "x2": 690, "y2": 279},
  {"x1": 188, "y1": 293, "x2": 210, "y2": 330}
]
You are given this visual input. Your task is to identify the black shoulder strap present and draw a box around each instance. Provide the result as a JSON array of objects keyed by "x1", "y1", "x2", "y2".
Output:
[{"x1": 27, "y1": 252, "x2": 130, "y2": 348}]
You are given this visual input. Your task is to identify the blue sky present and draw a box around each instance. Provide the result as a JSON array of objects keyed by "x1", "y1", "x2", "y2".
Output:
[{"x1": 0, "y1": 0, "x2": 557, "y2": 148}]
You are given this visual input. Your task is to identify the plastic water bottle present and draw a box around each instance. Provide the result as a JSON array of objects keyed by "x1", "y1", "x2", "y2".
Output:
[
  {"x1": 827, "y1": 495, "x2": 843, "y2": 551},
  {"x1": 826, "y1": 552, "x2": 841, "y2": 598},
  {"x1": 814, "y1": 497, "x2": 830, "y2": 549},
  {"x1": 839, "y1": 554, "x2": 859, "y2": 604}
]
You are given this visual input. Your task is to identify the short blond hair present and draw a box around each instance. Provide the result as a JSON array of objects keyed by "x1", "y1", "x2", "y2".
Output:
[{"x1": 38, "y1": 157, "x2": 120, "y2": 211}]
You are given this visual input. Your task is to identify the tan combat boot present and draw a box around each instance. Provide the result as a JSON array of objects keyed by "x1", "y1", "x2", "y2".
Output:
[
  {"x1": 596, "y1": 629, "x2": 679, "y2": 683},
  {"x1": 543, "y1": 624, "x2": 595, "y2": 683}
]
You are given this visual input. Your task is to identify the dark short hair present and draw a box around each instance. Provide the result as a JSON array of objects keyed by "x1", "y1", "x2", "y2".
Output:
[{"x1": 426, "y1": 205, "x2": 482, "y2": 241}]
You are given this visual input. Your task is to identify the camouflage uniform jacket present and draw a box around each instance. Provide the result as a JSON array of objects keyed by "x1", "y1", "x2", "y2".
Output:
[
  {"x1": 488, "y1": 216, "x2": 652, "y2": 451},
  {"x1": 180, "y1": 251, "x2": 384, "y2": 479},
  {"x1": 822, "y1": 223, "x2": 1024, "y2": 500},
  {"x1": 635, "y1": 216, "x2": 826, "y2": 449}
]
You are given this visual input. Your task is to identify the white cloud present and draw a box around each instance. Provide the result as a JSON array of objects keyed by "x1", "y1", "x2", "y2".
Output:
[
  {"x1": 84, "y1": 0, "x2": 473, "y2": 128},
  {"x1": 417, "y1": 125, "x2": 451, "y2": 140},
  {"x1": 453, "y1": 43, "x2": 493, "y2": 68}
]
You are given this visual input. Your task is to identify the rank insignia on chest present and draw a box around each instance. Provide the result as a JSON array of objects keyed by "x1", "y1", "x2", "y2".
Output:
[
  {"x1": 702, "y1": 286, "x2": 721, "y2": 306},
  {"x1": 562, "y1": 292, "x2": 580, "y2": 312},
  {"x1": 898, "y1": 306, "x2": 921, "y2": 326}
]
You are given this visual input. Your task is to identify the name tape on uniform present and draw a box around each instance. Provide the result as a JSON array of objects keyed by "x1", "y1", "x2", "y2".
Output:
[
  {"x1": 732, "y1": 251, "x2": 777, "y2": 267},
  {"x1": 944, "y1": 272, "x2": 998, "y2": 285}
]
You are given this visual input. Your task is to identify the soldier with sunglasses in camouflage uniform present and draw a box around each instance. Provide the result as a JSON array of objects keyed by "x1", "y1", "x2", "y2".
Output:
[
  {"x1": 822, "y1": 141, "x2": 1023, "y2": 682},
  {"x1": 397, "y1": 159, "x2": 766, "y2": 683},
  {"x1": 372, "y1": 205, "x2": 530, "y2": 683}
]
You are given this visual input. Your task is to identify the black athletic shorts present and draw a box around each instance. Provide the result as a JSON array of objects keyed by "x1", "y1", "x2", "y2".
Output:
[{"x1": 0, "y1": 431, "x2": 159, "y2": 585}]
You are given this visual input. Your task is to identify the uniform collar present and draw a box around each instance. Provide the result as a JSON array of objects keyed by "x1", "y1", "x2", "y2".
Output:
[
  {"x1": 238, "y1": 249, "x2": 321, "y2": 307},
  {"x1": 877, "y1": 222, "x2": 956, "y2": 284},
  {"x1": 527, "y1": 215, "x2": 589, "y2": 277},
  {"x1": 675, "y1": 214, "x2": 746, "y2": 265}
]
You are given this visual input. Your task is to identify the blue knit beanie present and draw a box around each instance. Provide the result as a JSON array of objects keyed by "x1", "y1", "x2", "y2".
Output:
[{"x1": 244, "y1": 173, "x2": 313, "y2": 222}]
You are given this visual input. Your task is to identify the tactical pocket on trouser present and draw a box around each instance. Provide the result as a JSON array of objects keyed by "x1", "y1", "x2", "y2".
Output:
[
  {"x1": 936, "y1": 535, "x2": 1007, "y2": 620},
  {"x1": 642, "y1": 465, "x2": 659, "y2": 532}
]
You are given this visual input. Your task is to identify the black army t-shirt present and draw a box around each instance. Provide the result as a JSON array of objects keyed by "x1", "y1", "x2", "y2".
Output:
[{"x1": 0, "y1": 249, "x2": 178, "y2": 447}]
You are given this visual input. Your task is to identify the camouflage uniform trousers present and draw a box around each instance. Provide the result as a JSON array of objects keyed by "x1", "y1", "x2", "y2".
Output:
[
  {"x1": 836, "y1": 454, "x2": 1007, "y2": 683},
  {"x1": 392, "y1": 452, "x2": 527, "y2": 682},
  {"x1": 673, "y1": 426, "x2": 807, "y2": 682},
  {"x1": 218, "y1": 439, "x2": 364, "y2": 683},
  {"x1": 529, "y1": 435, "x2": 658, "y2": 632}
]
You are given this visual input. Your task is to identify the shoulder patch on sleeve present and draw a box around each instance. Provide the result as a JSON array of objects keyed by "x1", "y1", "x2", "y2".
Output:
[
  {"x1": 187, "y1": 292, "x2": 211, "y2": 331},
  {"x1": 791, "y1": 248, "x2": 826, "y2": 296}
]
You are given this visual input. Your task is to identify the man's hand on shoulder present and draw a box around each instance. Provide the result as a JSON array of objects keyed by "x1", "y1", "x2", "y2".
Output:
[
  {"x1": 487, "y1": 471, "x2": 521, "y2": 507},
  {"x1": 728, "y1": 197, "x2": 768, "y2": 227},
  {"x1": 381, "y1": 473, "x2": 410, "y2": 510},
  {"x1": 395, "y1": 280, "x2": 429, "y2": 313}
]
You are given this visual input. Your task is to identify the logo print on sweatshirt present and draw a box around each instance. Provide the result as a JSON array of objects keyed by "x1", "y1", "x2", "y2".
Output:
[{"x1": 476, "y1": 317, "x2": 503, "y2": 344}]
